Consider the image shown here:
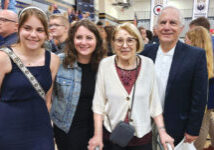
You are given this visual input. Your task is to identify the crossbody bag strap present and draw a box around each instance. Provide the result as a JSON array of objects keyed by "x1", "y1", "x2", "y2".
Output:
[
  {"x1": 106, "y1": 83, "x2": 136, "y2": 131},
  {"x1": 107, "y1": 56, "x2": 139, "y2": 131},
  {"x1": 0, "y1": 47, "x2": 46, "y2": 100},
  {"x1": 128, "y1": 82, "x2": 136, "y2": 122}
]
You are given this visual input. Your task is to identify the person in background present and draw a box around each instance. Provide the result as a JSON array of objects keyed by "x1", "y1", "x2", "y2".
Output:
[
  {"x1": 0, "y1": 10, "x2": 18, "y2": 47},
  {"x1": 146, "y1": 30, "x2": 153, "y2": 44},
  {"x1": 96, "y1": 21, "x2": 108, "y2": 56},
  {"x1": 88, "y1": 22, "x2": 174, "y2": 150},
  {"x1": 50, "y1": 19, "x2": 106, "y2": 150},
  {"x1": 189, "y1": 17, "x2": 214, "y2": 54},
  {"x1": 82, "y1": 12, "x2": 87, "y2": 19},
  {"x1": 1, "y1": 0, "x2": 17, "y2": 13},
  {"x1": 150, "y1": 25, "x2": 159, "y2": 44},
  {"x1": 45, "y1": 14, "x2": 69, "y2": 54},
  {"x1": 86, "y1": 11, "x2": 92, "y2": 20},
  {"x1": 67, "y1": 7, "x2": 75, "y2": 23},
  {"x1": 142, "y1": 6, "x2": 208, "y2": 147},
  {"x1": 0, "y1": 6, "x2": 60, "y2": 149},
  {"x1": 185, "y1": 26, "x2": 214, "y2": 150},
  {"x1": 104, "y1": 25, "x2": 116, "y2": 56},
  {"x1": 138, "y1": 26, "x2": 149, "y2": 44},
  {"x1": 189, "y1": 18, "x2": 214, "y2": 150},
  {"x1": 46, "y1": 5, "x2": 54, "y2": 18},
  {"x1": 52, "y1": 3, "x2": 61, "y2": 14},
  {"x1": 75, "y1": 10, "x2": 82, "y2": 20},
  {"x1": 96, "y1": 21, "x2": 106, "y2": 40}
]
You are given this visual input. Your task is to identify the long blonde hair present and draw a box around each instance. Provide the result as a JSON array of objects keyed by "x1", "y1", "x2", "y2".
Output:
[{"x1": 186, "y1": 26, "x2": 214, "y2": 78}]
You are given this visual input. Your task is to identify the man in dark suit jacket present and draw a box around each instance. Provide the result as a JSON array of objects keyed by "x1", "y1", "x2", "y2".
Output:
[
  {"x1": 141, "y1": 6, "x2": 208, "y2": 146},
  {"x1": 0, "y1": 10, "x2": 18, "y2": 47}
]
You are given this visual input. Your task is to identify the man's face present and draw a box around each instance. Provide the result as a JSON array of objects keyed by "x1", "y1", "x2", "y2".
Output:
[
  {"x1": 49, "y1": 18, "x2": 67, "y2": 40},
  {"x1": 0, "y1": 11, "x2": 17, "y2": 37},
  {"x1": 140, "y1": 28, "x2": 146, "y2": 38},
  {"x1": 156, "y1": 8, "x2": 184, "y2": 46}
]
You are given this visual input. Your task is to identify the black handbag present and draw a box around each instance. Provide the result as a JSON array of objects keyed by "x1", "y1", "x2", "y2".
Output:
[
  {"x1": 109, "y1": 121, "x2": 135, "y2": 147},
  {"x1": 107, "y1": 80, "x2": 137, "y2": 147}
]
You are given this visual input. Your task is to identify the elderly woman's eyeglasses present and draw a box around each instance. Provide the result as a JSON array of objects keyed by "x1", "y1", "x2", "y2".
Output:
[
  {"x1": 0, "y1": 17, "x2": 17, "y2": 23},
  {"x1": 114, "y1": 37, "x2": 137, "y2": 47}
]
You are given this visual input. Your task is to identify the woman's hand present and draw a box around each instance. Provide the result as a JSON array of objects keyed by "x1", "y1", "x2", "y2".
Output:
[
  {"x1": 159, "y1": 129, "x2": 174, "y2": 150},
  {"x1": 88, "y1": 135, "x2": 103, "y2": 150}
]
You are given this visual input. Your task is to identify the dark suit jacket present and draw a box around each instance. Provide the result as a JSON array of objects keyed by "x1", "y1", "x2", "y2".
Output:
[{"x1": 141, "y1": 41, "x2": 208, "y2": 145}]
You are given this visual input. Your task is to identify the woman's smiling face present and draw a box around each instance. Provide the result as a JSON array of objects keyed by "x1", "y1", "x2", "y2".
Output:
[
  {"x1": 19, "y1": 15, "x2": 47, "y2": 50},
  {"x1": 74, "y1": 25, "x2": 97, "y2": 59}
]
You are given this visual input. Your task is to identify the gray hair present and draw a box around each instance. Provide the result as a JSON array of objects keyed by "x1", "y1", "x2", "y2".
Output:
[{"x1": 156, "y1": 6, "x2": 184, "y2": 27}]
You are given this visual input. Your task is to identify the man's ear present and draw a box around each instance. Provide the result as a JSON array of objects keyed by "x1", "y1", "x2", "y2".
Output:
[
  {"x1": 64, "y1": 24, "x2": 70, "y2": 32},
  {"x1": 14, "y1": 23, "x2": 18, "y2": 32}
]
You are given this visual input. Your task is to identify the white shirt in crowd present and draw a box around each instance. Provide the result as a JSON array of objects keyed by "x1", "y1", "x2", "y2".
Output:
[{"x1": 155, "y1": 46, "x2": 175, "y2": 107}]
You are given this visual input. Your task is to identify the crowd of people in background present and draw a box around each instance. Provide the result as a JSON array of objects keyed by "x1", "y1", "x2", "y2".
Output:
[{"x1": 0, "y1": 2, "x2": 214, "y2": 150}]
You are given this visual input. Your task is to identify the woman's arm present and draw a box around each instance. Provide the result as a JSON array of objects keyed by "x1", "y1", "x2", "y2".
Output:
[
  {"x1": 88, "y1": 59, "x2": 106, "y2": 150},
  {"x1": 88, "y1": 113, "x2": 104, "y2": 150},
  {"x1": 0, "y1": 51, "x2": 12, "y2": 90},
  {"x1": 153, "y1": 114, "x2": 174, "y2": 150},
  {"x1": 3, "y1": 0, "x2": 9, "y2": 9},
  {"x1": 46, "y1": 53, "x2": 60, "y2": 112}
]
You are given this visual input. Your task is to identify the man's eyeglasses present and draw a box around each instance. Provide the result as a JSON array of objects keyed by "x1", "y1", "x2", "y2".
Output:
[
  {"x1": 0, "y1": 17, "x2": 17, "y2": 23},
  {"x1": 49, "y1": 24, "x2": 64, "y2": 28},
  {"x1": 114, "y1": 37, "x2": 137, "y2": 47}
]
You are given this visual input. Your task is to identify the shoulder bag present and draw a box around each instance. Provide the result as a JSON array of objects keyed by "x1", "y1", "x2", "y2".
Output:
[{"x1": 107, "y1": 81, "x2": 136, "y2": 147}]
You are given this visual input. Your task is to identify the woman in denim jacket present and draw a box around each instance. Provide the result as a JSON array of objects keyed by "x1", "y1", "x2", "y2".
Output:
[{"x1": 50, "y1": 19, "x2": 106, "y2": 150}]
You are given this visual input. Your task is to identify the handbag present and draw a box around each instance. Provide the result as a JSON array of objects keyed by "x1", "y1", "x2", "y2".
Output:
[
  {"x1": 107, "y1": 80, "x2": 137, "y2": 147},
  {"x1": 0, "y1": 47, "x2": 46, "y2": 100},
  {"x1": 109, "y1": 121, "x2": 135, "y2": 147}
]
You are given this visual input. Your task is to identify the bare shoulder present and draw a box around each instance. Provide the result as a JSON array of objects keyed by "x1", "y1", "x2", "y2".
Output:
[
  {"x1": 49, "y1": 52, "x2": 60, "y2": 72},
  {"x1": 50, "y1": 52, "x2": 60, "y2": 63},
  {"x1": 0, "y1": 51, "x2": 12, "y2": 74}
]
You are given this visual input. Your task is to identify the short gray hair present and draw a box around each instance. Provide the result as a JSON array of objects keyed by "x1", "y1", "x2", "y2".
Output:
[{"x1": 156, "y1": 6, "x2": 184, "y2": 27}]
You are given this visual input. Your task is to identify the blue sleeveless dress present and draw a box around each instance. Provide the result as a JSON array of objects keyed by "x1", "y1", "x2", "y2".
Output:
[{"x1": 0, "y1": 50, "x2": 54, "y2": 150}]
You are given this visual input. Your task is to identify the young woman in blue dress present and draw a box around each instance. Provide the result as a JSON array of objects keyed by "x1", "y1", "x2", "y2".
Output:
[{"x1": 0, "y1": 7, "x2": 59, "y2": 150}]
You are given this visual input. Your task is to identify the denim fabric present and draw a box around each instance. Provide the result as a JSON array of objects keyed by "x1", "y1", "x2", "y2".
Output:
[{"x1": 50, "y1": 53, "x2": 82, "y2": 133}]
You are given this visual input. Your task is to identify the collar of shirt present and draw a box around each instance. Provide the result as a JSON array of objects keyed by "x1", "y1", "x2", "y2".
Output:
[{"x1": 157, "y1": 45, "x2": 176, "y2": 56}]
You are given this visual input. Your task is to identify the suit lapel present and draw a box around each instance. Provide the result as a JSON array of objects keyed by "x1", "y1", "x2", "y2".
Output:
[
  {"x1": 165, "y1": 41, "x2": 184, "y2": 99},
  {"x1": 149, "y1": 44, "x2": 159, "y2": 62}
]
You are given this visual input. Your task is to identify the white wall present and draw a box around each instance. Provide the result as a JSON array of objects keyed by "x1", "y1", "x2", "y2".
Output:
[
  {"x1": 95, "y1": 0, "x2": 214, "y2": 21},
  {"x1": 62, "y1": 0, "x2": 75, "y2": 5}
]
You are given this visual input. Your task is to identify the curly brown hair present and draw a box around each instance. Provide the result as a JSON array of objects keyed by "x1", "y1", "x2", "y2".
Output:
[{"x1": 63, "y1": 19, "x2": 106, "y2": 71}]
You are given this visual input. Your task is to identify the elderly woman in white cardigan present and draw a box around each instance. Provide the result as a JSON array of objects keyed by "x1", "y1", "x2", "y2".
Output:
[{"x1": 88, "y1": 22, "x2": 174, "y2": 150}]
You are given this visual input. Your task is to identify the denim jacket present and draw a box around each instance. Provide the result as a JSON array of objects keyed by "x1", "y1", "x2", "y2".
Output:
[{"x1": 50, "y1": 53, "x2": 82, "y2": 133}]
